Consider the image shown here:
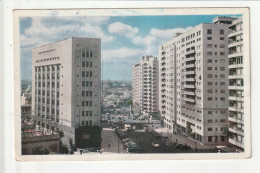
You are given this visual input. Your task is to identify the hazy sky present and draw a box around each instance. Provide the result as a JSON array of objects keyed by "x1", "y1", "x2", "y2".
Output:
[{"x1": 20, "y1": 14, "x2": 241, "y2": 81}]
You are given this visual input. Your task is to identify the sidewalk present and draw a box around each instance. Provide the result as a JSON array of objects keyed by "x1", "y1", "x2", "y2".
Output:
[{"x1": 155, "y1": 128, "x2": 215, "y2": 149}]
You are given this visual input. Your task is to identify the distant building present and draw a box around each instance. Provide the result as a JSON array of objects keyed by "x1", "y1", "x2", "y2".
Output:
[
  {"x1": 31, "y1": 37, "x2": 101, "y2": 147},
  {"x1": 22, "y1": 131, "x2": 60, "y2": 155},
  {"x1": 228, "y1": 17, "x2": 244, "y2": 149},
  {"x1": 159, "y1": 17, "x2": 237, "y2": 145},
  {"x1": 132, "y1": 55, "x2": 159, "y2": 115}
]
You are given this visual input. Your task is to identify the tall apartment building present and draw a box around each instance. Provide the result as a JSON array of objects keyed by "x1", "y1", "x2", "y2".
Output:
[
  {"x1": 132, "y1": 56, "x2": 159, "y2": 115},
  {"x1": 31, "y1": 37, "x2": 101, "y2": 147},
  {"x1": 228, "y1": 17, "x2": 244, "y2": 149},
  {"x1": 159, "y1": 17, "x2": 236, "y2": 145}
]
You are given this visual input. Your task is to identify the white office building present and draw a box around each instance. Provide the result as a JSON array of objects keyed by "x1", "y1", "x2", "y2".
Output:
[{"x1": 31, "y1": 37, "x2": 101, "y2": 146}]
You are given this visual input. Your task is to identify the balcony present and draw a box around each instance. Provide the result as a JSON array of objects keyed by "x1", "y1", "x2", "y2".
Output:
[
  {"x1": 228, "y1": 40, "x2": 243, "y2": 48},
  {"x1": 186, "y1": 64, "x2": 195, "y2": 69},
  {"x1": 228, "y1": 85, "x2": 244, "y2": 90},
  {"x1": 229, "y1": 63, "x2": 243, "y2": 69},
  {"x1": 185, "y1": 56, "x2": 195, "y2": 62},
  {"x1": 228, "y1": 138, "x2": 244, "y2": 148},
  {"x1": 184, "y1": 91, "x2": 195, "y2": 96},
  {"x1": 184, "y1": 84, "x2": 195, "y2": 89},
  {"x1": 184, "y1": 77, "x2": 195, "y2": 82},
  {"x1": 229, "y1": 127, "x2": 244, "y2": 136},
  {"x1": 184, "y1": 71, "x2": 195, "y2": 75},
  {"x1": 228, "y1": 52, "x2": 243, "y2": 59},
  {"x1": 185, "y1": 49, "x2": 196, "y2": 56},
  {"x1": 228, "y1": 29, "x2": 243, "y2": 38},
  {"x1": 229, "y1": 107, "x2": 244, "y2": 113},
  {"x1": 228, "y1": 116, "x2": 244, "y2": 124},
  {"x1": 228, "y1": 74, "x2": 243, "y2": 79},
  {"x1": 228, "y1": 96, "x2": 244, "y2": 101},
  {"x1": 184, "y1": 97, "x2": 195, "y2": 103}
]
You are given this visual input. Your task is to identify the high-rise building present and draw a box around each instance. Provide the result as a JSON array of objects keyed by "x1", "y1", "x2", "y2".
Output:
[
  {"x1": 31, "y1": 37, "x2": 101, "y2": 147},
  {"x1": 132, "y1": 56, "x2": 159, "y2": 115},
  {"x1": 228, "y1": 17, "x2": 244, "y2": 149},
  {"x1": 159, "y1": 17, "x2": 236, "y2": 145}
]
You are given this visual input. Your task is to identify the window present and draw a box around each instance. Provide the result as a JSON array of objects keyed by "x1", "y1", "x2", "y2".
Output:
[
  {"x1": 220, "y1": 74, "x2": 225, "y2": 78},
  {"x1": 220, "y1": 59, "x2": 225, "y2": 63},
  {"x1": 220, "y1": 97, "x2": 225, "y2": 101},
  {"x1": 207, "y1": 44, "x2": 212, "y2": 48},
  {"x1": 220, "y1": 119, "x2": 226, "y2": 123},
  {"x1": 207, "y1": 52, "x2": 212, "y2": 56},
  {"x1": 208, "y1": 136, "x2": 212, "y2": 142},
  {"x1": 82, "y1": 62, "x2": 85, "y2": 67},
  {"x1": 220, "y1": 44, "x2": 225, "y2": 48},
  {"x1": 221, "y1": 136, "x2": 225, "y2": 142},
  {"x1": 208, "y1": 128, "x2": 213, "y2": 131},
  {"x1": 207, "y1": 37, "x2": 212, "y2": 40},
  {"x1": 208, "y1": 74, "x2": 212, "y2": 78},
  {"x1": 82, "y1": 71, "x2": 85, "y2": 77},
  {"x1": 220, "y1": 37, "x2": 225, "y2": 40},
  {"x1": 207, "y1": 59, "x2": 212, "y2": 63},
  {"x1": 208, "y1": 119, "x2": 213, "y2": 123},
  {"x1": 82, "y1": 111, "x2": 85, "y2": 116},
  {"x1": 220, "y1": 89, "x2": 225, "y2": 94},
  {"x1": 220, "y1": 30, "x2": 224, "y2": 35},
  {"x1": 207, "y1": 29, "x2": 212, "y2": 34},
  {"x1": 220, "y1": 52, "x2": 225, "y2": 56},
  {"x1": 220, "y1": 82, "x2": 225, "y2": 86},
  {"x1": 208, "y1": 97, "x2": 212, "y2": 101},
  {"x1": 220, "y1": 67, "x2": 225, "y2": 71},
  {"x1": 208, "y1": 82, "x2": 212, "y2": 86},
  {"x1": 208, "y1": 67, "x2": 212, "y2": 70},
  {"x1": 208, "y1": 111, "x2": 212, "y2": 115},
  {"x1": 208, "y1": 90, "x2": 213, "y2": 93}
]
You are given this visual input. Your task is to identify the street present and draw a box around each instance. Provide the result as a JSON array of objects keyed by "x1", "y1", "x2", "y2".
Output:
[{"x1": 101, "y1": 128, "x2": 126, "y2": 153}]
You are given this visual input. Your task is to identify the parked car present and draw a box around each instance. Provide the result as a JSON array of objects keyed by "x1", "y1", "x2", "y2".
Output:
[{"x1": 152, "y1": 143, "x2": 160, "y2": 148}]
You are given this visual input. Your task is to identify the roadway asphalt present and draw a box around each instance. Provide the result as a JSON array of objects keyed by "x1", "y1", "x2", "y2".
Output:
[{"x1": 101, "y1": 128, "x2": 126, "y2": 153}]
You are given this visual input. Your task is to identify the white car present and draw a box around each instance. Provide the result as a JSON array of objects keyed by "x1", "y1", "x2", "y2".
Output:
[{"x1": 152, "y1": 143, "x2": 160, "y2": 148}]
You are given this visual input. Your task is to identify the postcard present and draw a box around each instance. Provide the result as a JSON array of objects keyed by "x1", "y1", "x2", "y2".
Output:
[{"x1": 13, "y1": 7, "x2": 250, "y2": 161}]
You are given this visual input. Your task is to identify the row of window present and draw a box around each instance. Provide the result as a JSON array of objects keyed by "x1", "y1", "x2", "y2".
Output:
[
  {"x1": 82, "y1": 61, "x2": 93, "y2": 67},
  {"x1": 81, "y1": 120, "x2": 93, "y2": 126},
  {"x1": 208, "y1": 97, "x2": 226, "y2": 101},
  {"x1": 208, "y1": 136, "x2": 225, "y2": 142},
  {"x1": 208, "y1": 74, "x2": 226, "y2": 78},
  {"x1": 81, "y1": 91, "x2": 93, "y2": 97},
  {"x1": 208, "y1": 82, "x2": 226, "y2": 86},
  {"x1": 82, "y1": 71, "x2": 93, "y2": 77},
  {"x1": 81, "y1": 101, "x2": 93, "y2": 106},
  {"x1": 82, "y1": 81, "x2": 93, "y2": 87},
  {"x1": 207, "y1": 29, "x2": 225, "y2": 35},
  {"x1": 82, "y1": 111, "x2": 93, "y2": 116}
]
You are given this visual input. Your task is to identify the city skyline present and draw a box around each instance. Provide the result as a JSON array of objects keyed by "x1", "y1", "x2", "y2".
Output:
[{"x1": 20, "y1": 14, "x2": 241, "y2": 81}]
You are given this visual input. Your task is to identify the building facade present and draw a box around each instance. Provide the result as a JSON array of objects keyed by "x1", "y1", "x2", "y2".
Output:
[
  {"x1": 159, "y1": 17, "x2": 236, "y2": 145},
  {"x1": 132, "y1": 56, "x2": 159, "y2": 115},
  {"x1": 228, "y1": 17, "x2": 244, "y2": 149},
  {"x1": 31, "y1": 37, "x2": 101, "y2": 147}
]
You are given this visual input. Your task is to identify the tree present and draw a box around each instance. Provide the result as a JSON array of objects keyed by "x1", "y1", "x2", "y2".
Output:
[
  {"x1": 59, "y1": 141, "x2": 69, "y2": 154},
  {"x1": 127, "y1": 100, "x2": 133, "y2": 106},
  {"x1": 32, "y1": 146, "x2": 50, "y2": 155},
  {"x1": 222, "y1": 125, "x2": 233, "y2": 138}
]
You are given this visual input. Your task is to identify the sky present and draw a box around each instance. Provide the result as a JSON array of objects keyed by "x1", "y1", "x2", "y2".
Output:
[{"x1": 20, "y1": 14, "x2": 241, "y2": 81}]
